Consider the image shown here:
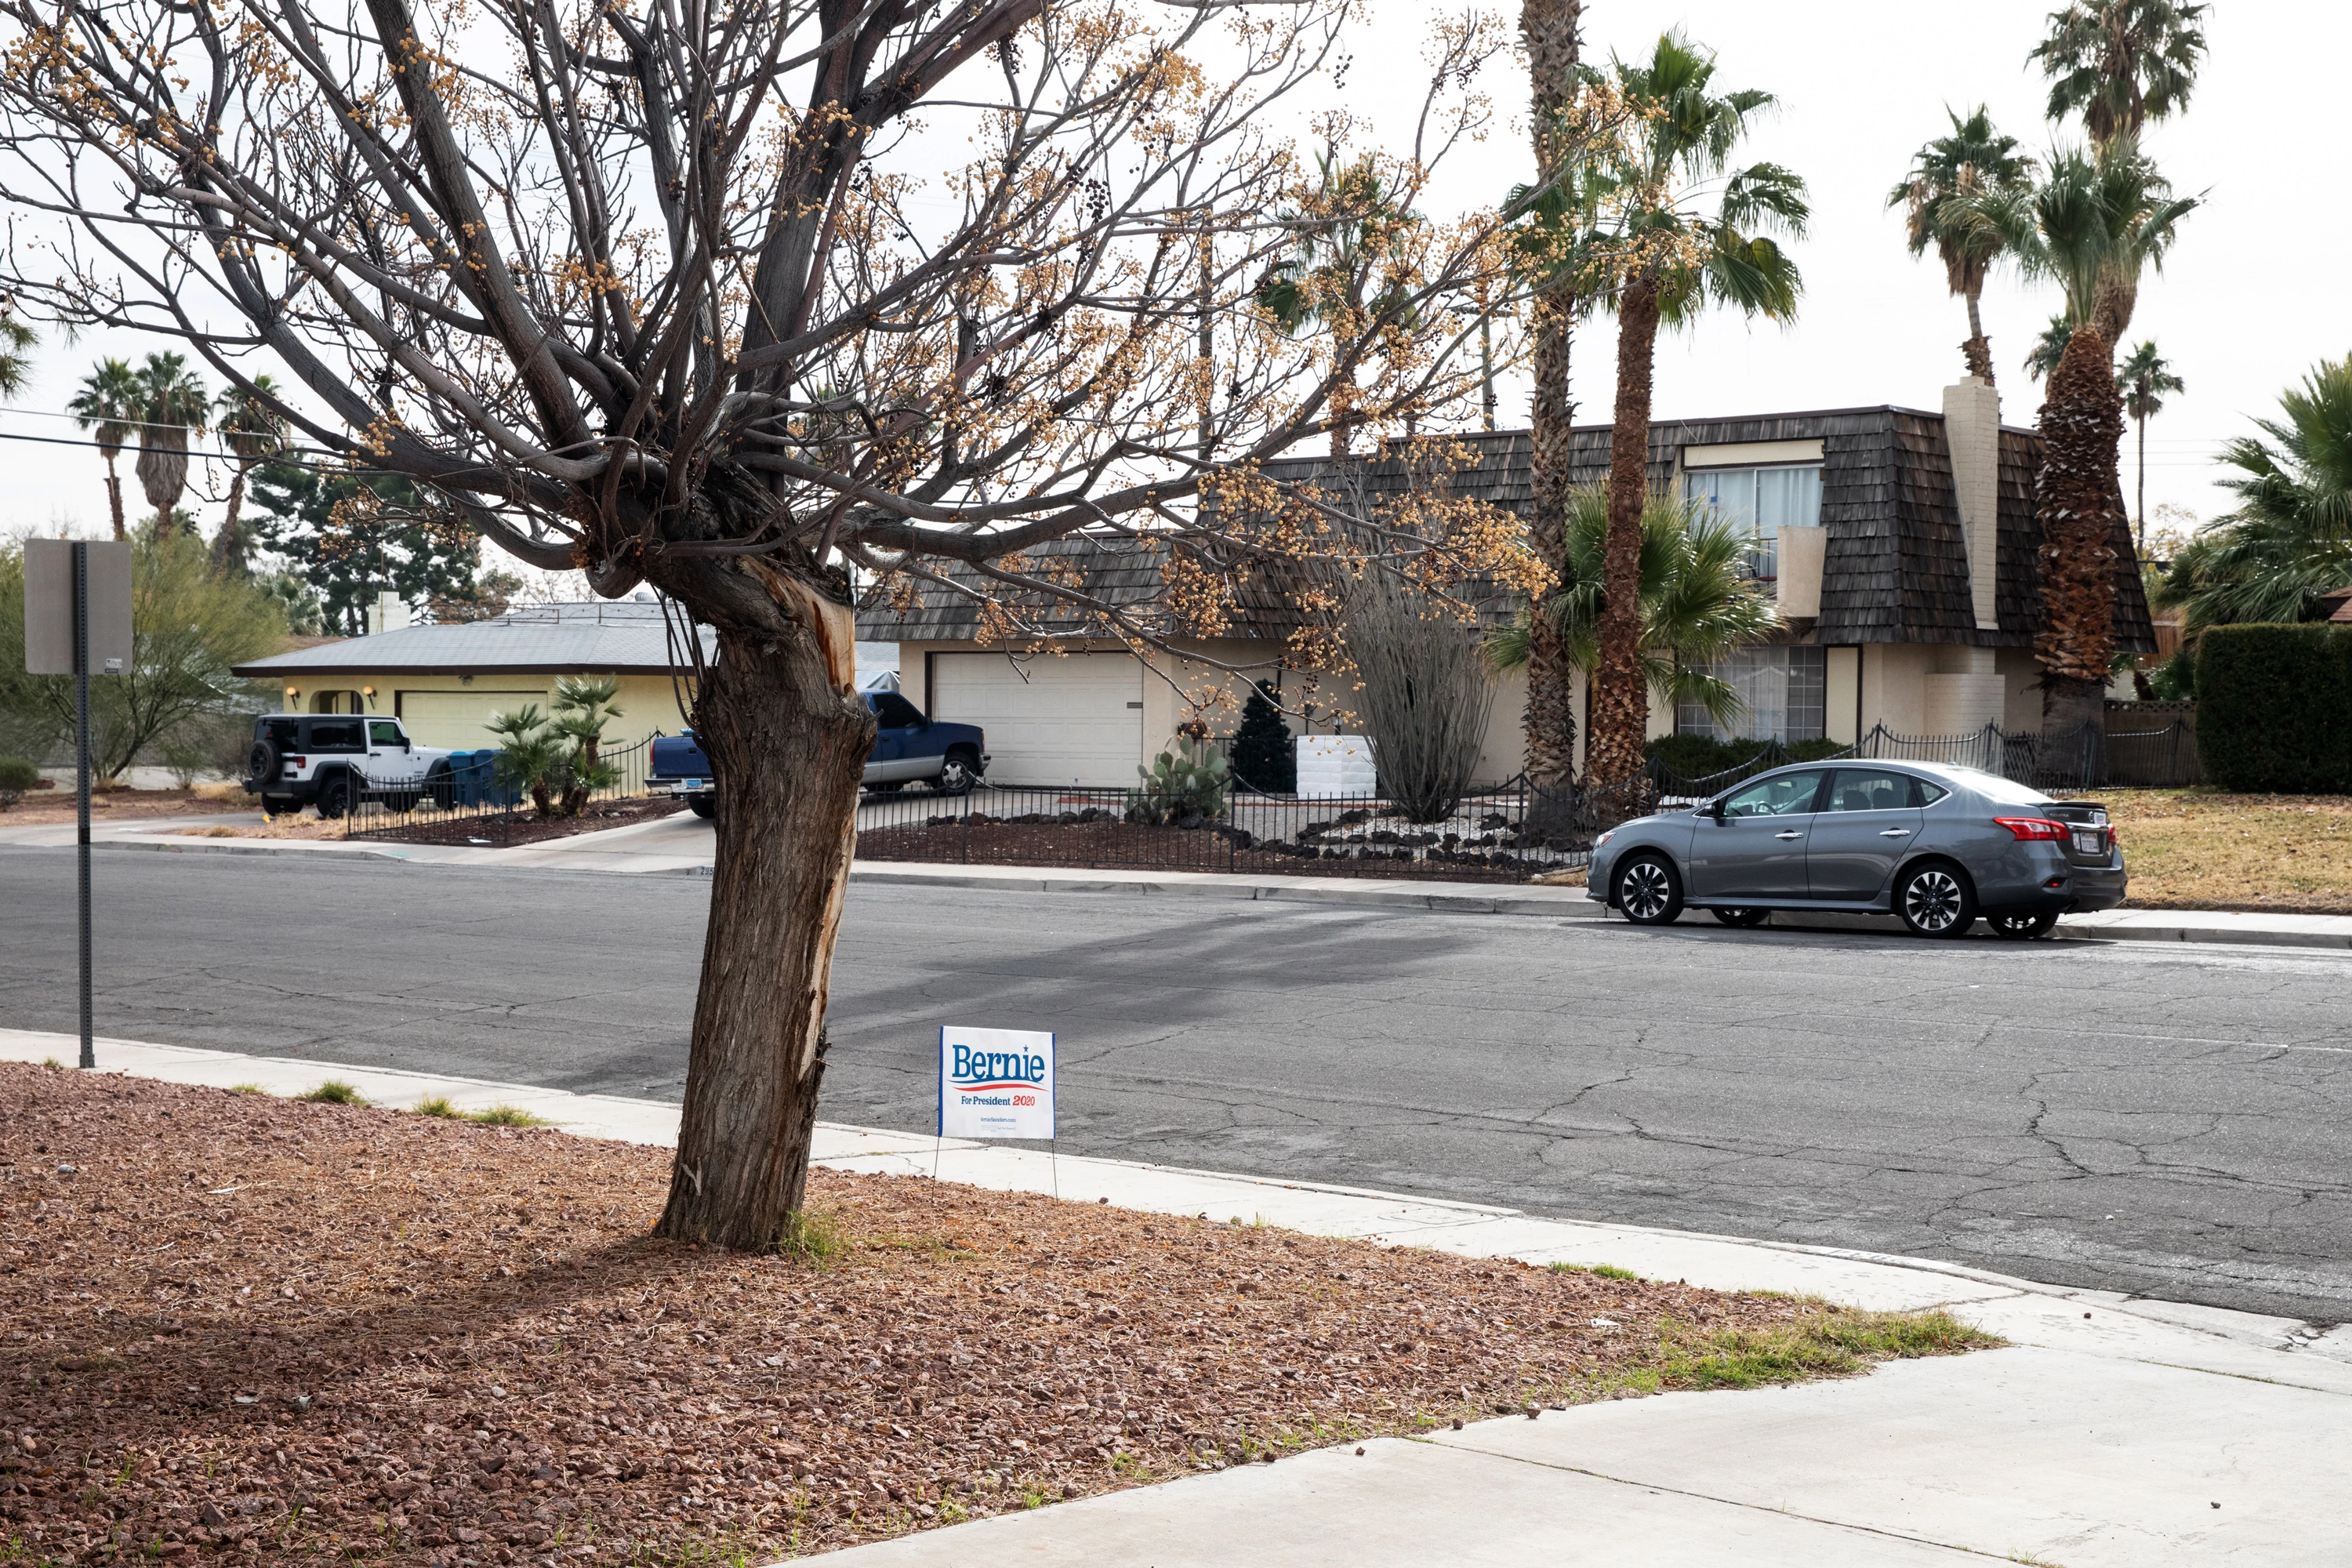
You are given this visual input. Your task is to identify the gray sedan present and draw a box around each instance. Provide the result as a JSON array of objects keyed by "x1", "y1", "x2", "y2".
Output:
[{"x1": 1585, "y1": 760, "x2": 2127, "y2": 938}]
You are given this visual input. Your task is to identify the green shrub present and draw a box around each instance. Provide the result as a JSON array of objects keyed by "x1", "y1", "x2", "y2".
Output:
[
  {"x1": 300, "y1": 1080, "x2": 367, "y2": 1105},
  {"x1": 0, "y1": 754, "x2": 37, "y2": 809},
  {"x1": 2194, "y1": 623, "x2": 2352, "y2": 792},
  {"x1": 2147, "y1": 642, "x2": 2197, "y2": 702},
  {"x1": 1129, "y1": 734, "x2": 1229, "y2": 825},
  {"x1": 1229, "y1": 682, "x2": 1295, "y2": 793}
]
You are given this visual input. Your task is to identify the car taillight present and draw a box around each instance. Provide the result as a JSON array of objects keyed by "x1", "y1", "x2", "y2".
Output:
[
  {"x1": 292, "y1": 755, "x2": 307, "y2": 768},
  {"x1": 1994, "y1": 816, "x2": 2071, "y2": 841}
]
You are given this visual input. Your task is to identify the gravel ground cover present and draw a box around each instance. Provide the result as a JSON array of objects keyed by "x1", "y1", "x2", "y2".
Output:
[
  {"x1": 2102, "y1": 789, "x2": 2352, "y2": 913},
  {"x1": 1, "y1": 1063, "x2": 1986, "y2": 1566},
  {"x1": 161, "y1": 798, "x2": 686, "y2": 848}
]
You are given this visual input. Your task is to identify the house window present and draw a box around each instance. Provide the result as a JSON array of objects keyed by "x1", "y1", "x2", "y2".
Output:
[
  {"x1": 1682, "y1": 463, "x2": 1823, "y2": 583},
  {"x1": 1675, "y1": 646, "x2": 1828, "y2": 742}
]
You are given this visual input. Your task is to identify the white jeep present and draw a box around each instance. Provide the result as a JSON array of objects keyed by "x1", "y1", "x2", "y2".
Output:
[{"x1": 242, "y1": 713, "x2": 455, "y2": 817}]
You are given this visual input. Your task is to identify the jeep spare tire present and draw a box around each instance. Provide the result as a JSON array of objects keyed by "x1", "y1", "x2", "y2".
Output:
[{"x1": 247, "y1": 738, "x2": 281, "y2": 787}]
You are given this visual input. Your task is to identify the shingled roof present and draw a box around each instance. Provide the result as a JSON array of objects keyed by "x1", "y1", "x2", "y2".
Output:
[{"x1": 856, "y1": 406, "x2": 2155, "y2": 656}]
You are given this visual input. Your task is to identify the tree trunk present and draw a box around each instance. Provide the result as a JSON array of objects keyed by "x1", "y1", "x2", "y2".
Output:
[
  {"x1": 102, "y1": 459, "x2": 125, "y2": 541},
  {"x1": 1518, "y1": 0, "x2": 1582, "y2": 792},
  {"x1": 1961, "y1": 289, "x2": 1994, "y2": 385},
  {"x1": 2134, "y1": 408, "x2": 2147, "y2": 558},
  {"x1": 2033, "y1": 322, "x2": 2124, "y2": 742},
  {"x1": 655, "y1": 583, "x2": 873, "y2": 1250},
  {"x1": 136, "y1": 433, "x2": 189, "y2": 536},
  {"x1": 212, "y1": 466, "x2": 251, "y2": 577},
  {"x1": 1586, "y1": 274, "x2": 1661, "y2": 789}
]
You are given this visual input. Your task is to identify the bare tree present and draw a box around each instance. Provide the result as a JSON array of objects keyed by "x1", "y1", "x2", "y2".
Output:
[{"x1": 0, "y1": 0, "x2": 1551, "y2": 1247}]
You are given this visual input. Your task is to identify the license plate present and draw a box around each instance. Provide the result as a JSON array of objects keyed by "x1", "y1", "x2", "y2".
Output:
[
  {"x1": 671, "y1": 779, "x2": 704, "y2": 791},
  {"x1": 2072, "y1": 829, "x2": 2103, "y2": 855}
]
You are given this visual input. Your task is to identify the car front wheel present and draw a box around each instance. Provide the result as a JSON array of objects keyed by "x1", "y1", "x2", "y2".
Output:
[
  {"x1": 935, "y1": 750, "x2": 978, "y2": 795},
  {"x1": 1896, "y1": 861, "x2": 1976, "y2": 938},
  {"x1": 1614, "y1": 854, "x2": 1683, "y2": 926}
]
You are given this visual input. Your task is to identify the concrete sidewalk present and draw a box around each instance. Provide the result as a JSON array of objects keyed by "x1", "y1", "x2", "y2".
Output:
[
  {"x1": 15, "y1": 807, "x2": 2352, "y2": 949},
  {"x1": 4, "y1": 1026, "x2": 2347, "y2": 1566}
]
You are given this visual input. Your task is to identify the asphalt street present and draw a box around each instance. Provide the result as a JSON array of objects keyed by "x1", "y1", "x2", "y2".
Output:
[{"x1": 2, "y1": 845, "x2": 2347, "y2": 1321}]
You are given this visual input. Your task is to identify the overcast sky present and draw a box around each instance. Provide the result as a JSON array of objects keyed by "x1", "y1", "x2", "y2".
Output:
[{"x1": 2, "y1": 0, "x2": 2338, "y2": 553}]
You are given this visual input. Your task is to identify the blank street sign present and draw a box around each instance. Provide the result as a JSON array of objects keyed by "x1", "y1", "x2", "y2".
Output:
[{"x1": 23, "y1": 539, "x2": 133, "y2": 675}]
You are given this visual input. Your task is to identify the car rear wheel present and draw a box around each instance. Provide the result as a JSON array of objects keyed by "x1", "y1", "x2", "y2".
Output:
[
  {"x1": 935, "y1": 750, "x2": 978, "y2": 795},
  {"x1": 1896, "y1": 861, "x2": 1976, "y2": 938},
  {"x1": 1711, "y1": 907, "x2": 1769, "y2": 927},
  {"x1": 688, "y1": 795, "x2": 716, "y2": 820},
  {"x1": 1987, "y1": 910, "x2": 2059, "y2": 940},
  {"x1": 1615, "y1": 854, "x2": 1683, "y2": 926}
]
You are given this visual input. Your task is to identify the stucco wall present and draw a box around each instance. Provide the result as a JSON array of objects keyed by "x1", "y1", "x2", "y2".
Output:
[{"x1": 270, "y1": 671, "x2": 690, "y2": 758}]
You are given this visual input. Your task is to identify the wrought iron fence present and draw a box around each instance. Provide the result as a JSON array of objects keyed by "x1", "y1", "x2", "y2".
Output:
[
  {"x1": 1851, "y1": 720, "x2": 2200, "y2": 793},
  {"x1": 340, "y1": 737, "x2": 662, "y2": 845},
  {"x1": 854, "y1": 775, "x2": 1599, "y2": 883}
]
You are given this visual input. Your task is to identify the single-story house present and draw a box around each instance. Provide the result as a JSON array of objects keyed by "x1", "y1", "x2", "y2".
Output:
[
  {"x1": 234, "y1": 597, "x2": 907, "y2": 756},
  {"x1": 856, "y1": 379, "x2": 2154, "y2": 787}
]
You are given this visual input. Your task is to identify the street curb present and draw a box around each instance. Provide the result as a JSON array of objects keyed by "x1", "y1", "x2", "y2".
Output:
[
  {"x1": 101, "y1": 836, "x2": 414, "y2": 863},
  {"x1": 845, "y1": 864, "x2": 1595, "y2": 918}
]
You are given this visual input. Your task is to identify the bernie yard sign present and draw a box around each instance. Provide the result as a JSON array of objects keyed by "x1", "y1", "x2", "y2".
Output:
[{"x1": 938, "y1": 1026, "x2": 1056, "y2": 1141}]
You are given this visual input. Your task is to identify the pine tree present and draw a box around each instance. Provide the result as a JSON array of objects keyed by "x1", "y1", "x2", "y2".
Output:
[{"x1": 1229, "y1": 681, "x2": 1296, "y2": 793}]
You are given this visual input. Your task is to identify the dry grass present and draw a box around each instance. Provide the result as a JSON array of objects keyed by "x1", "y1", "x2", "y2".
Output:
[
  {"x1": 0, "y1": 1063, "x2": 1993, "y2": 1566},
  {"x1": 0, "y1": 786, "x2": 260, "y2": 826},
  {"x1": 2104, "y1": 789, "x2": 2352, "y2": 913}
]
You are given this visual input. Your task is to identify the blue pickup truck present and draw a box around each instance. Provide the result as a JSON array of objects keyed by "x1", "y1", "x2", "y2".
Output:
[{"x1": 651, "y1": 690, "x2": 987, "y2": 818}]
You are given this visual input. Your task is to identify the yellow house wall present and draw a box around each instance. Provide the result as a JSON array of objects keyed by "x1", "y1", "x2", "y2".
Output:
[{"x1": 270, "y1": 672, "x2": 691, "y2": 759}]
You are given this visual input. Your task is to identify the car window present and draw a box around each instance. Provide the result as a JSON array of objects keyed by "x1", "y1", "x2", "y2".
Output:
[
  {"x1": 1826, "y1": 769, "x2": 1919, "y2": 812},
  {"x1": 307, "y1": 720, "x2": 365, "y2": 753},
  {"x1": 1718, "y1": 770, "x2": 1826, "y2": 818},
  {"x1": 263, "y1": 718, "x2": 299, "y2": 748},
  {"x1": 368, "y1": 720, "x2": 403, "y2": 747},
  {"x1": 1916, "y1": 779, "x2": 1949, "y2": 805},
  {"x1": 870, "y1": 693, "x2": 927, "y2": 729}
]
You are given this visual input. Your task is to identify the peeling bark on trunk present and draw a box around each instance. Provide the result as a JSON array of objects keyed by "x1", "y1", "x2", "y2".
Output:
[
  {"x1": 2033, "y1": 322, "x2": 2124, "y2": 751},
  {"x1": 1519, "y1": 0, "x2": 1583, "y2": 791},
  {"x1": 1586, "y1": 274, "x2": 1661, "y2": 790},
  {"x1": 1962, "y1": 290, "x2": 1994, "y2": 385},
  {"x1": 212, "y1": 467, "x2": 251, "y2": 577},
  {"x1": 655, "y1": 575, "x2": 873, "y2": 1250}
]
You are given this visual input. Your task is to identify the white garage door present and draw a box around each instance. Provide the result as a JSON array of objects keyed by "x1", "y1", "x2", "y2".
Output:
[
  {"x1": 396, "y1": 689, "x2": 549, "y2": 751},
  {"x1": 930, "y1": 654, "x2": 1143, "y2": 786}
]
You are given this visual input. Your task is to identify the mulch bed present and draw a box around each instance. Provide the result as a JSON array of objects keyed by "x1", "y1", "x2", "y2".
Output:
[
  {"x1": 352, "y1": 797, "x2": 686, "y2": 850},
  {"x1": 3, "y1": 1063, "x2": 1940, "y2": 1565},
  {"x1": 855, "y1": 819, "x2": 1548, "y2": 884}
]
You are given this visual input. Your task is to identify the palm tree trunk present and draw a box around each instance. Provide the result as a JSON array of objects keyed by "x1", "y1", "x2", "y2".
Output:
[
  {"x1": 102, "y1": 459, "x2": 125, "y2": 541},
  {"x1": 1962, "y1": 288, "x2": 1994, "y2": 384},
  {"x1": 212, "y1": 465, "x2": 251, "y2": 576},
  {"x1": 1518, "y1": 0, "x2": 1582, "y2": 793},
  {"x1": 1588, "y1": 274, "x2": 1662, "y2": 789},
  {"x1": 2034, "y1": 323, "x2": 2125, "y2": 743},
  {"x1": 2134, "y1": 408, "x2": 2148, "y2": 557}
]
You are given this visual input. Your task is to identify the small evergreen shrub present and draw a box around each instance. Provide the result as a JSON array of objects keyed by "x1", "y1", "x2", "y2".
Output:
[
  {"x1": 2194, "y1": 623, "x2": 2352, "y2": 792},
  {"x1": 1229, "y1": 682, "x2": 1296, "y2": 793},
  {"x1": 0, "y1": 755, "x2": 38, "y2": 810}
]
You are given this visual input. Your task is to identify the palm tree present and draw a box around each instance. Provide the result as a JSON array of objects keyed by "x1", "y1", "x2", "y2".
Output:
[
  {"x1": 1256, "y1": 150, "x2": 1425, "y2": 457},
  {"x1": 129, "y1": 352, "x2": 211, "y2": 536},
  {"x1": 67, "y1": 358, "x2": 140, "y2": 540},
  {"x1": 1958, "y1": 139, "x2": 2194, "y2": 739},
  {"x1": 211, "y1": 376, "x2": 289, "y2": 576},
  {"x1": 1486, "y1": 485, "x2": 1778, "y2": 738},
  {"x1": 1886, "y1": 107, "x2": 2031, "y2": 384},
  {"x1": 2030, "y1": 1, "x2": 2209, "y2": 147},
  {"x1": 2159, "y1": 356, "x2": 2352, "y2": 634},
  {"x1": 1515, "y1": 0, "x2": 1586, "y2": 794},
  {"x1": 2117, "y1": 340, "x2": 2183, "y2": 554},
  {"x1": 1562, "y1": 31, "x2": 1807, "y2": 787},
  {"x1": 2023, "y1": 314, "x2": 2076, "y2": 383}
]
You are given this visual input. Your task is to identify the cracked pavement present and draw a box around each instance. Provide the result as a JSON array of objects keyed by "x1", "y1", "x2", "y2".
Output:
[{"x1": 4, "y1": 848, "x2": 2348, "y2": 1321}]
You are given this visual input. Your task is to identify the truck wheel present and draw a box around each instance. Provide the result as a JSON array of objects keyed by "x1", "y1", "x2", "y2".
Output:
[
  {"x1": 689, "y1": 794, "x2": 716, "y2": 819},
  {"x1": 316, "y1": 775, "x2": 354, "y2": 819},
  {"x1": 935, "y1": 750, "x2": 979, "y2": 795}
]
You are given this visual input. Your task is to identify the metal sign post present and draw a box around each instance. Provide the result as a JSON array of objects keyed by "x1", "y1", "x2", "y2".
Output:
[{"x1": 24, "y1": 539, "x2": 133, "y2": 1071}]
